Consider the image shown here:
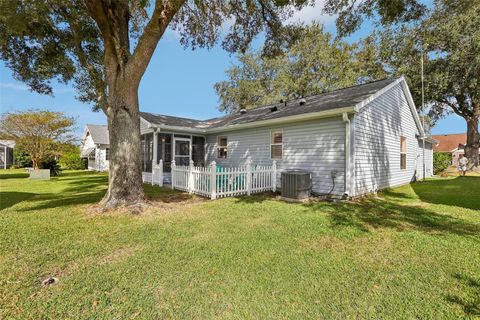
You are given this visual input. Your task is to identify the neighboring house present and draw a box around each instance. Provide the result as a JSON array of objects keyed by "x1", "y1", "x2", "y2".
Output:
[
  {"x1": 80, "y1": 124, "x2": 110, "y2": 171},
  {"x1": 432, "y1": 133, "x2": 480, "y2": 166},
  {"x1": 0, "y1": 140, "x2": 15, "y2": 169},
  {"x1": 139, "y1": 77, "x2": 435, "y2": 197}
]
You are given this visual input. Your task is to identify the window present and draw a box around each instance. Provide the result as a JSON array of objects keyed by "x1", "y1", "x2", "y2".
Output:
[
  {"x1": 400, "y1": 136, "x2": 407, "y2": 170},
  {"x1": 217, "y1": 136, "x2": 228, "y2": 159},
  {"x1": 105, "y1": 148, "x2": 110, "y2": 161},
  {"x1": 270, "y1": 130, "x2": 283, "y2": 160}
]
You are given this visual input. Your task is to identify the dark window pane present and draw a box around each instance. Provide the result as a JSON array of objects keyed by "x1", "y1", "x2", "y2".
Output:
[
  {"x1": 400, "y1": 154, "x2": 407, "y2": 169},
  {"x1": 272, "y1": 131, "x2": 282, "y2": 144},
  {"x1": 218, "y1": 147, "x2": 227, "y2": 159},
  {"x1": 271, "y1": 145, "x2": 282, "y2": 159}
]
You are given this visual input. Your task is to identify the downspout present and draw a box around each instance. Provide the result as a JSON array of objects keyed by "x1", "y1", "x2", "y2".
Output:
[{"x1": 342, "y1": 113, "x2": 350, "y2": 198}]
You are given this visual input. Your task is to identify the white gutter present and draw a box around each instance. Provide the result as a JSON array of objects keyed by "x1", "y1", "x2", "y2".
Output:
[{"x1": 342, "y1": 112, "x2": 351, "y2": 197}]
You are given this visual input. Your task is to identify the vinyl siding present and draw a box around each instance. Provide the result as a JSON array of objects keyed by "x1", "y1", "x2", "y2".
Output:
[
  {"x1": 95, "y1": 146, "x2": 109, "y2": 171},
  {"x1": 416, "y1": 141, "x2": 433, "y2": 179},
  {"x1": 353, "y1": 82, "x2": 425, "y2": 195},
  {"x1": 205, "y1": 117, "x2": 346, "y2": 195}
]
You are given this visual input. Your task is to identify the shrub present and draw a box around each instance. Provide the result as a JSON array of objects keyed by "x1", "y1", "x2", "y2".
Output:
[
  {"x1": 12, "y1": 147, "x2": 32, "y2": 167},
  {"x1": 59, "y1": 148, "x2": 86, "y2": 170},
  {"x1": 433, "y1": 152, "x2": 451, "y2": 174},
  {"x1": 40, "y1": 158, "x2": 61, "y2": 176}
]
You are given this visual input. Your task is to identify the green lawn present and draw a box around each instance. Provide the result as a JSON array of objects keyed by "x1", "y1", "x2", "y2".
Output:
[{"x1": 0, "y1": 170, "x2": 479, "y2": 319}]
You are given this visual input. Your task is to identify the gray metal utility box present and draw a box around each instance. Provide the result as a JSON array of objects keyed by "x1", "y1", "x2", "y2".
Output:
[{"x1": 281, "y1": 170, "x2": 311, "y2": 200}]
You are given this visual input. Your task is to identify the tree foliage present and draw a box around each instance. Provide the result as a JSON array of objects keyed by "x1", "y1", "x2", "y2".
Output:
[
  {"x1": 58, "y1": 146, "x2": 86, "y2": 170},
  {"x1": 375, "y1": 0, "x2": 480, "y2": 166},
  {"x1": 215, "y1": 24, "x2": 387, "y2": 113},
  {"x1": 433, "y1": 152, "x2": 451, "y2": 175},
  {"x1": 0, "y1": 110, "x2": 76, "y2": 169},
  {"x1": 0, "y1": 0, "x2": 429, "y2": 208}
]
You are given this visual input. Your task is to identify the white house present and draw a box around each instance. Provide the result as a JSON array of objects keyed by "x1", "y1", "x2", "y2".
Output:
[
  {"x1": 0, "y1": 140, "x2": 16, "y2": 169},
  {"x1": 138, "y1": 77, "x2": 435, "y2": 198},
  {"x1": 80, "y1": 124, "x2": 110, "y2": 171}
]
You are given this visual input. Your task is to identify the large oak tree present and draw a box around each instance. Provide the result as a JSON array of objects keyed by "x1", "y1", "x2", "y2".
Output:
[
  {"x1": 376, "y1": 0, "x2": 480, "y2": 167},
  {"x1": 0, "y1": 0, "x2": 426, "y2": 210}
]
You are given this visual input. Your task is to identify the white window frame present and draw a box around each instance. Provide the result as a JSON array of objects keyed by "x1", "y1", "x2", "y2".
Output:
[
  {"x1": 217, "y1": 136, "x2": 228, "y2": 159},
  {"x1": 105, "y1": 148, "x2": 110, "y2": 161},
  {"x1": 270, "y1": 129, "x2": 283, "y2": 160},
  {"x1": 400, "y1": 136, "x2": 407, "y2": 170}
]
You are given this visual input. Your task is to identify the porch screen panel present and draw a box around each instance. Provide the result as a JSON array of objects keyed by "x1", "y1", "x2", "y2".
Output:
[
  {"x1": 157, "y1": 133, "x2": 172, "y2": 172},
  {"x1": 192, "y1": 136, "x2": 205, "y2": 166},
  {"x1": 141, "y1": 133, "x2": 153, "y2": 172}
]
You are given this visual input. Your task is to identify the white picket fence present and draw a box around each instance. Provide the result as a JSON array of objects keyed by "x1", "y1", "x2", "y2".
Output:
[
  {"x1": 171, "y1": 158, "x2": 277, "y2": 199},
  {"x1": 142, "y1": 159, "x2": 164, "y2": 187}
]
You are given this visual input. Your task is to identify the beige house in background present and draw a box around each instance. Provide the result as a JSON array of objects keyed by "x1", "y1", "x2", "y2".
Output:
[{"x1": 432, "y1": 133, "x2": 479, "y2": 166}]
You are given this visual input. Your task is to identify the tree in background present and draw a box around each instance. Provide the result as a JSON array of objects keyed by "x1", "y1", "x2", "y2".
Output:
[
  {"x1": 215, "y1": 24, "x2": 387, "y2": 113},
  {"x1": 0, "y1": 0, "x2": 427, "y2": 210},
  {"x1": 58, "y1": 145, "x2": 87, "y2": 170},
  {"x1": 376, "y1": 0, "x2": 480, "y2": 167},
  {"x1": 0, "y1": 110, "x2": 75, "y2": 169},
  {"x1": 12, "y1": 147, "x2": 32, "y2": 168}
]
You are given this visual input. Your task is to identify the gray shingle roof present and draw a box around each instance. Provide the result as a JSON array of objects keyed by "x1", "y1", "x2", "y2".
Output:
[
  {"x1": 0, "y1": 140, "x2": 15, "y2": 148},
  {"x1": 141, "y1": 78, "x2": 399, "y2": 130},
  {"x1": 86, "y1": 124, "x2": 109, "y2": 145}
]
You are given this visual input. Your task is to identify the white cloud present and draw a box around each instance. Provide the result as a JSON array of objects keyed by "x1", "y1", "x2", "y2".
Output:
[{"x1": 288, "y1": 0, "x2": 337, "y2": 26}]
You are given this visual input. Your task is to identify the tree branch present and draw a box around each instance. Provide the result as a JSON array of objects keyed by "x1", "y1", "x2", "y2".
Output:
[{"x1": 128, "y1": 0, "x2": 186, "y2": 84}]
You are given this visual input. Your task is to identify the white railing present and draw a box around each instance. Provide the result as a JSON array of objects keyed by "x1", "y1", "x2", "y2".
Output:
[
  {"x1": 142, "y1": 159, "x2": 164, "y2": 187},
  {"x1": 171, "y1": 158, "x2": 277, "y2": 200}
]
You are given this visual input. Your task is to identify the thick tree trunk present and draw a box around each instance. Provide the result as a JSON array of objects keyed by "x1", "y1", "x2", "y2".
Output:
[
  {"x1": 100, "y1": 88, "x2": 145, "y2": 211},
  {"x1": 465, "y1": 116, "x2": 480, "y2": 168}
]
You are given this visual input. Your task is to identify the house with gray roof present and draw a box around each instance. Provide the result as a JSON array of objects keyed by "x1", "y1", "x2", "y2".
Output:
[
  {"x1": 138, "y1": 76, "x2": 436, "y2": 197},
  {"x1": 80, "y1": 124, "x2": 110, "y2": 171}
]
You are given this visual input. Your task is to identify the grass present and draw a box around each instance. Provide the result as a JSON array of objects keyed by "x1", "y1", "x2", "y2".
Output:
[{"x1": 0, "y1": 169, "x2": 479, "y2": 319}]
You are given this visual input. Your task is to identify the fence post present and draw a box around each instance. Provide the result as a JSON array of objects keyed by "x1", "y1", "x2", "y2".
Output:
[
  {"x1": 159, "y1": 159, "x2": 163, "y2": 187},
  {"x1": 188, "y1": 159, "x2": 194, "y2": 194},
  {"x1": 272, "y1": 160, "x2": 277, "y2": 192},
  {"x1": 152, "y1": 164, "x2": 157, "y2": 186},
  {"x1": 171, "y1": 160, "x2": 176, "y2": 190},
  {"x1": 210, "y1": 161, "x2": 217, "y2": 200},
  {"x1": 246, "y1": 157, "x2": 252, "y2": 196}
]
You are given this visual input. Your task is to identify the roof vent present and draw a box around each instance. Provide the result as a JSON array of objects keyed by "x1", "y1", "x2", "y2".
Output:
[
  {"x1": 240, "y1": 108, "x2": 247, "y2": 114},
  {"x1": 270, "y1": 106, "x2": 278, "y2": 112},
  {"x1": 299, "y1": 98, "x2": 306, "y2": 106}
]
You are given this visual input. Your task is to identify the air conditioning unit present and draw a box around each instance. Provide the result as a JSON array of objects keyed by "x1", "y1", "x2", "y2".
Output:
[{"x1": 281, "y1": 170, "x2": 311, "y2": 200}]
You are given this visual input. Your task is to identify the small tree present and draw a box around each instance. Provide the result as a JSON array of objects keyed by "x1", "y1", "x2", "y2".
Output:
[
  {"x1": 0, "y1": 110, "x2": 75, "y2": 169},
  {"x1": 433, "y1": 152, "x2": 452, "y2": 175}
]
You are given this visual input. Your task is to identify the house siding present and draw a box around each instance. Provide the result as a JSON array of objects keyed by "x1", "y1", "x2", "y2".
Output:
[
  {"x1": 353, "y1": 82, "x2": 429, "y2": 196},
  {"x1": 416, "y1": 140, "x2": 433, "y2": 179},
  {"x1": 95, "y1": 146, "x2": 109, "y2": 171},
  {"x1": 205, "y1": 117, "x2": 346, "y2": 195}
]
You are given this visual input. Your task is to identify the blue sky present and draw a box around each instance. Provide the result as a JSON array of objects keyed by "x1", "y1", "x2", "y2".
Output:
[{"x1": 0, "y1": 2, "x2": 466, "y2": 138}]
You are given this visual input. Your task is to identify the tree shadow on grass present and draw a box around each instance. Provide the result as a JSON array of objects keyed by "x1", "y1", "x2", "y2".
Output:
[
  {"x1": 0, "y1": 191, "x2": 37, "y2": 210},
  {"x1": 234, "y1": 192, "x2": 278, "y2": 204},
  {"x1": 304, "y1": 199, "x2": 480, "y2": 238},
  {"x1": 0, "y1": 172, "x2": 29, "y2": 179},
  {"x1": 446, "y1": 273, "x2": 480, "y2": 317},
  {"x1": 411, "y1": 177, "x2": 480, "y2": 211}
]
